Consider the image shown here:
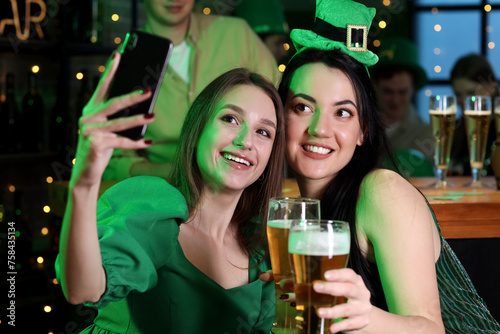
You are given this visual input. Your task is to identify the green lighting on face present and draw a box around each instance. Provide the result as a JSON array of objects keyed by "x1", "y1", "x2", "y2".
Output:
[
  {"x1": 56, "y1": 116, "x2": 62, "y2": 123},
  {"x1": 15, "y1": 209, "x2": 21, "y2": 216}
]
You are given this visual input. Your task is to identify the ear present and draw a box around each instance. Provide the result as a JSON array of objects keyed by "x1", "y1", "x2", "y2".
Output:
[{"x1": 357, "y1": 130, "x2": 364, "y2": 146}]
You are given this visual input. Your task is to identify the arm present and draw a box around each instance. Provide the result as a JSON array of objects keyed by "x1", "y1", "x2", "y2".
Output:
[
  {"x1": 58, "y1": 52, "x2": 156, "y2": 305},
  {"x1": 352, "y1": 169, "x2": 444, "y2": 333}
]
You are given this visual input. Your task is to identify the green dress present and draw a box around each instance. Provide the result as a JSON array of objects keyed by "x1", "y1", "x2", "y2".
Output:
[{"x1": 56, "y1": 176, "x2": 275, "y2": 334}]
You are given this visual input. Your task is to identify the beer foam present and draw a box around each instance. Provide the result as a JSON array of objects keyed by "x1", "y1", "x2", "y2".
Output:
[
  {"x1": 464, "y1": 109, "x2": 492, "y2": 116},
  {"x1": 267, "y1": 220, "x2": 292, "y2": 229},
  {"x1": 429, "y1": 107, "x2": 456, "y2": 115},
  {"x1": 289, "y1": 230, "x2": 350, "y2": 256}
]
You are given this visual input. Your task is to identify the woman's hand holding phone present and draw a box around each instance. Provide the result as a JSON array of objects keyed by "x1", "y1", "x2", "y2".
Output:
[{"x1": 71, "y1": 52, "x2": 155, "y2": 188}]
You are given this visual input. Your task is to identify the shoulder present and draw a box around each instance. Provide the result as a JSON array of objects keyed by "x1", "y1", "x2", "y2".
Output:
[
  {"x1": 357, "y1": 169, "x2": 429, "y2": 231},
  {"x1": 98, "y1": 176, "x2": 189, "y2": 223},
  {"x1": 192, "y1": 13, "x2": 251, "y2": 32}
]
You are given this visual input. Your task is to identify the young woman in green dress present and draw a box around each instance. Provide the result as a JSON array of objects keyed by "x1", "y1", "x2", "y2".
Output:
[{"x1": 55, "y1": 55, "x2": 288, "y2": 332}]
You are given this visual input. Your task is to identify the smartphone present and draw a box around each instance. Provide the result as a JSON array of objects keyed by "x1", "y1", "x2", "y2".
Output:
[{"x1": 106, "y1": 30, "x2": 173, "y2": 140}]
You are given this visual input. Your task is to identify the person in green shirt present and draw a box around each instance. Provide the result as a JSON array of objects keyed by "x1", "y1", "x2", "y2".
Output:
[{"x1": 56, "y1": 61, "x2": 287, "y2": 332}]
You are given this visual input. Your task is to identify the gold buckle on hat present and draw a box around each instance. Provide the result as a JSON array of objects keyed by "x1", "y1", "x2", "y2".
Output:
[{"x1": 346, "y1": 24, "x2": 367, "y2": 52}]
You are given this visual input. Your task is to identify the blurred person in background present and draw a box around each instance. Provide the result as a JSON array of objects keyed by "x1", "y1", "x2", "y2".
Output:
[
  {"x1": 103, "y1": 0, "x2": 280, "y2": 181},
  {"x1": 371, "y1": 36, "x2": 434, "y2": 177}
]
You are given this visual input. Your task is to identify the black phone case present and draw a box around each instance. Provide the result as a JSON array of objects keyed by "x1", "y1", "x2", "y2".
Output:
[{"x1": 107, "y1": 30, "x2": 173, "y2": 140}]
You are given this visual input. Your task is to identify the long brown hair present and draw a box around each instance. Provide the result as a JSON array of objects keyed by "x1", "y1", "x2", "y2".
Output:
[{"x1": 171, "y1": 68, "x2": 285, "y2": 253}]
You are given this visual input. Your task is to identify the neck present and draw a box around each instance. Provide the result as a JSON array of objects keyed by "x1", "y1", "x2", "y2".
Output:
[
  {"x1": 188, "y1": 187, "x2": 243, "y2": 242},
  {"x1": 144, "y1": 16, "x2": 190, "y2": 45},
  {"x1": 295, "y1": 175, "x2": 331, "y2": 201}
]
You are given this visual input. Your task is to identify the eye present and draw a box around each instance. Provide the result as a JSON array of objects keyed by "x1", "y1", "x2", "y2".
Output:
[
  {"x1": 257, "y1": 128, "x2": 272, "y2": 139},
  {"x1": 220, "y1": 114, "x2": 239, "y2": 124},
  {"x1": 295, "y1": 103, "x2": 313, "y2": 113},
  {"x1": 336, "y1": 108, "x2": 354, "y2": 118}
]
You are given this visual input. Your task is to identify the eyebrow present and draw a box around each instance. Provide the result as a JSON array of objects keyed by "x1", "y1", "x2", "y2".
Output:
[
  {"x1": 223, "y1": 103, "x2": 277, "y2": 130},
  {"x1": 292, "y1": 94, "x2": 357, "y2": 109}
]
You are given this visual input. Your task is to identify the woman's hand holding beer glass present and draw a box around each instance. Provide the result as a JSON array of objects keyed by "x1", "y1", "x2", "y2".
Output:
[{"x1": 288, "y1": 220, "x2": 370, "y2": 334}]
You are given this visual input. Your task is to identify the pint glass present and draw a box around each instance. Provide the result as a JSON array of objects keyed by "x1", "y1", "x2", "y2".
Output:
[
  {"x1": 289, "y1": 220, "x2": 350, "y2": 334},
  {"x1": 267, "y1": 197, "x2": 320, "y2": 333}
]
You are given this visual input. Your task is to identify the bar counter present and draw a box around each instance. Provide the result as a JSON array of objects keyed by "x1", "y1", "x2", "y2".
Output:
[
  {"x1": 283, "y1": 176, "x2": 500, "y2": 239},
  {"x1": 49, "y1": 177, "x2": 500, "y2": 239}
]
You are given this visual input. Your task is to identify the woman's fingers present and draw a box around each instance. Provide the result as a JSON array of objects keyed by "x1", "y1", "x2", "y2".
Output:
[
  {"x1": 90, "y1": 51, "x2": 122, "y2": 106},
  {"x1": 82, "y1": 88, "x2": 152, "y2": 124},
  {"x1": 84, "y1": 112, "x2": 155, "y2": 138}
]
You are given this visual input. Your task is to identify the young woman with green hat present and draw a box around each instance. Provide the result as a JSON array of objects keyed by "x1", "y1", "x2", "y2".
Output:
[{"x1": 274, "y1": 0, "x2": 500, "y2": 332}]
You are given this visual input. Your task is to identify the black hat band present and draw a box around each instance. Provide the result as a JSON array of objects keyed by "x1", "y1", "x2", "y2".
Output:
[{"x1": 312, "y1": 18, "x2": 367, "y2": 52}]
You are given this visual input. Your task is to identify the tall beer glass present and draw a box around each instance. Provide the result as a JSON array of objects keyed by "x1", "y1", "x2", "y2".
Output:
[
  {"x1": 289, "y1": 220, "x2": 350, "y2": 334},
  {"x1": 267, "y1": 197, "x2": 320, "y2": 333},
  {"x1": 427, "y1": 95, "x2": 457, "y2": 188},
  {"x1": 464, "y1": 96, "x2": 493, "y2": 188}
]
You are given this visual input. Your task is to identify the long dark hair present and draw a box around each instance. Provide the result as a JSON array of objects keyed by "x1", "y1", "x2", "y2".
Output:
[
  {"x1": 279, "y1": 48, "x2": 397, "y2": 303},
  {"x1": 171, "y1": 68, "x2": 285, "y2": 254}
]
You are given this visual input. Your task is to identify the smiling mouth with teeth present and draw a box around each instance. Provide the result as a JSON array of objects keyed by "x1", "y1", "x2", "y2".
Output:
[
  {"x1": 303, "y1": 145, "x2": 333, "y2": 155},
  {"x1": 223, "y1": 153, "x2": 251, "y2": 166}
]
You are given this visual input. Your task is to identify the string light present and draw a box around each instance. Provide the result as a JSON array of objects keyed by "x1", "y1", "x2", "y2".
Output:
[
  {"x1": 114, "y1": 37, "x2": 122, "y2": 44},
  {"x1": 37, "y1": 256, "x2": 44, "y2": 264},
  {"x1": 98, "y1": 65, "x2": 105, "y2": 72},
  {"x1": 379, "y1": 21, "x2": 387, "y2": 29},
  {"x1": 43, "y1": 305, "x2": 52, "y2": 313},
  {"x1": 278, "y1": 64, "x2": 286, "y2": 73},
  {"x1": 425, "y1": 89, "x2": 432, "y2": 97},
  {"x1": 434, "y1": 48, "x2": 441, "y2": 55},
  {"x1": 32, "y1": 65, "x2": 40, "y2": 73},
  {"x1": 434, "y1": 65, "x2": 442, "y2": 73},
  {"x1": 373, "y1": 40, "x2": 381, "y2": 47},
  {"x1": 8, "y1": 185, "x2": 16, "y2": 192},
  {"x1": 484, "y1": 4, "x2": 492, "y2": 12},
  {"x1": 41, "y1": 227, "x2": 49, "y2": 235},
  {"x1": 43, "y1": 205, "x2": 51, "y2": 213},
  {"x1": 283, "y1": 43, "x2": 290, "y2": 51},
  {"x1": 76, "y1": 72, "x2": 84, "y2": 80},
  {"x1": 488, "y1": 42, "x2": 495, "y2": 49},
  {"x1": 46, "y1": 176, "x2": 53, "y2": 183},
  {"x1": 434, "y1": 24, "x2": 442, "y2": 32},
  {"x1": 203, "y1": 7, "x2": 211, "y2": 15},
  {"x1": 111, "y1": 14, "x2": 120, "y2": 21},
  {"x1": 432, "y1": 7, "x2": 438, "y2": 14},
  {"x1": 383, "y1": 0, "x2": 391, "y2": 6}
]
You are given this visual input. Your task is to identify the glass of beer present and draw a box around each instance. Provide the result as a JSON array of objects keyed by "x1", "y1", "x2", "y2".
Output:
[
  {"x1": 427, "y1": 95, "x2": 457, "y2": 188},
  {"x1": 464, "y1": 96, "x2": 493, "y2": 188},
  {"x1": 289, "y1": 220, "x2": 350, "y2": 334},
  {"x1": 267, "y1": 197, "x2": 320, "y2": 333}
]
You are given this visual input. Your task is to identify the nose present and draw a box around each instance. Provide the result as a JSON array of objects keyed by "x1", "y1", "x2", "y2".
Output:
[
  {"x1": 233, "y1": 124, "x2": 252, "y2": 149},
  {"x1": 308, "y1": 110, "x2": 332, "y2": 138}
]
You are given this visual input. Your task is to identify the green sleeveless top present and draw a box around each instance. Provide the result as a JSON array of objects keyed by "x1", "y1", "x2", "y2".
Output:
[{"x1": 56, "y1": 176, "x2": 275, "y2": 334}]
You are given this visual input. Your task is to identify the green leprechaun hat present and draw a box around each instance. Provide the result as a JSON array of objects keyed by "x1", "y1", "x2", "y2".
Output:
[{"x1": 290, "y1": 0, "x2": 379, "y2": 67}]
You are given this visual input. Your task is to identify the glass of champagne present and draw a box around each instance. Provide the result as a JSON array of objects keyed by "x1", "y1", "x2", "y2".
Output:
[
  {"x1": 427, "y1": 95, "x2": 457, "y2": 188},
  {"x1": 289, "y1": 220, "x2": 350, "y2": 334},
  {"x1": 464, "y1": 96, "x2": 493, "y2": 188},
  {"x1": 267, "y1": 197, "x2": 321, "y2": 334}
]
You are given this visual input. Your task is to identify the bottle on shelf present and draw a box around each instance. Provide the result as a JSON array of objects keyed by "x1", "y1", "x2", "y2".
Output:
[
  {"x1": 0, "y1": 73, "x2": 21, "y2": 153},
  {"x1": 21, "y1": 71, "x2": 45, "y2": 152}
]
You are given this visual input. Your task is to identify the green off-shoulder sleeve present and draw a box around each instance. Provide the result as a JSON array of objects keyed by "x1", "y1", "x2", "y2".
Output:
[{"x1": 56, "y1": 176, "x2": 189, "y2": 309}]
